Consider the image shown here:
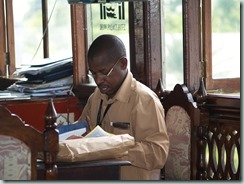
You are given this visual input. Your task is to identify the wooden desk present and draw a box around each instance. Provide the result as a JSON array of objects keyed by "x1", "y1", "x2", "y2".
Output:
[
  {"x1": 37, "y1": 159, "x2": 131, "y2": 180},
  {"x1": 1, "y1": 96, "x2": 82, "y2": 131}
]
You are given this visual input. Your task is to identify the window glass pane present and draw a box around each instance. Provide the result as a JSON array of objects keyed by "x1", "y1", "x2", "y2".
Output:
[
  {"x1": 48, "y1": 0, "x2": 72, "y2": 60},
  {"x1": 212, "y1": 0, "x2": 240, "y2": 79},
  {"x1": 162, "y1": 0, "x2": 183, "y2": 90},
  {"x1": 13, "y1": 0, "x2": 72, "y2": 68},
  {"x1": 86, "y1": 2, "x2": 130, "y2": 69}
]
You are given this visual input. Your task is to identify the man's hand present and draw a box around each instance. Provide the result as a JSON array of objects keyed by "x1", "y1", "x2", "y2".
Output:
[
  {"x1": 65, "y1": 117, "x2": 92, "y2": 139},
  {"x1": 66, "y1": 135, "x2": 83, "y2": 140}
]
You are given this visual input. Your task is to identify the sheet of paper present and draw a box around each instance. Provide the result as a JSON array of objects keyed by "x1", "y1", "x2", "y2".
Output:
[{"x1": 84, "y1": 125, "x2": 113, "y2": 138}]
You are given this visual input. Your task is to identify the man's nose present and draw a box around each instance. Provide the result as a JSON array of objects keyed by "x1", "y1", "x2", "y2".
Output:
[{"x1": 94, "y1": 75, "x2": 105, "y2": 84}]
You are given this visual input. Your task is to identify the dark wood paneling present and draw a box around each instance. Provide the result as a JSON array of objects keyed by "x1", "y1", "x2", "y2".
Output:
[
  {"x1": 144, "y1": 0, "x2": 162, "y2": 89},
  {"x1": 183, "y1": 0, "x2": 201, "y2": 92},
  {"x1": 5, "y1": 0, "x2": 15, "y2": 75},
  {"x1": 0, "y1": 0, "x2": 5, "y2": 76},
  {"x1": 71, "y1": 4, "x2": 88, "y2": 85}
]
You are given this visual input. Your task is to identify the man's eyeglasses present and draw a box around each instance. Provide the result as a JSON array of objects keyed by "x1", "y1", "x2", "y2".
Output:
[{"x1": 90, "y1": 56, "x2": 125, "y2": 79}]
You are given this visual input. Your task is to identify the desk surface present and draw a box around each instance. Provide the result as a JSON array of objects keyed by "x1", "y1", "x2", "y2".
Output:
[{"x1": 37, "y1": 159, "x2": 131, "y2": 180}]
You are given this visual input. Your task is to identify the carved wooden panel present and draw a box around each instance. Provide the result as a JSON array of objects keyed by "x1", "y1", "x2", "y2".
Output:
[{"x1": 206, "y1": 119, "x2": 240, "y2": 180}]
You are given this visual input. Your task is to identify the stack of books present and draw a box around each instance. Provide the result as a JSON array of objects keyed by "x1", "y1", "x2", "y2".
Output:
[{"x1": 8, "y1": 57, "x2": 73, "y2": 97}]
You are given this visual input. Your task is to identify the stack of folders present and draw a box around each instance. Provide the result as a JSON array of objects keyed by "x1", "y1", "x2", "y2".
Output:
[{"x1": 8, "y1": 57, "x2": 73, "y2": 97}]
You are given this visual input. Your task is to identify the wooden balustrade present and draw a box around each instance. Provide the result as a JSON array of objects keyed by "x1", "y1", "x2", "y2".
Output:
[
  {"x1": 193, "y1": 78, "x2": 240, "y2": 180},
  {"x1": 205, "y1": 95, "x2": 240, "y2": 180},
  {"x1": 155, "y1": 78, "x2": 240, "y2": 180},
  {"x1": 193, "y1": 77, "x2": 209, "y2": 179}
]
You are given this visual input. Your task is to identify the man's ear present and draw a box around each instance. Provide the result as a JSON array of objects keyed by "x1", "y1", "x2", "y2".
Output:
[{"x1": 120, "y1": 57, "x2": 128, "y2": 70}]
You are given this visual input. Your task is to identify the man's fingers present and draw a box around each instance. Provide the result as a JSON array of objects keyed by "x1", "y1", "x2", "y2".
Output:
[{"x1": 86, "y1": 115, "x2": 92, "y2": 131}]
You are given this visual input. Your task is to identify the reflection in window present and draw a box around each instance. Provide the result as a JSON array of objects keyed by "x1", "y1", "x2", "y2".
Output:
[
  {"x1": 13, "y1": 0, "x2": 72, "y2": 68},
  {"x1": 161, "y1": 0, "x2": 183, "y2": 90},
  {"x1": 211, "y1": 0, "x2": 240, "y2": 79}
]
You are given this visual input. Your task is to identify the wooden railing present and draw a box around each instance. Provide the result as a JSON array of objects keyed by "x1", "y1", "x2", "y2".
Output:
[
  {"x1": 193, "y1": 79, "x2": 240, "y2": 180},
  {"x1": 154, "y1": 79, "x2": 240, "y2": 180},
  {"x1": 204, "y1": 95, "x2": 240, "y2": 180}
]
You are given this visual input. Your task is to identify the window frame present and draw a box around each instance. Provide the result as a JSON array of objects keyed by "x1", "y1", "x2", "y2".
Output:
[
  {"x1": 0, "y1": 0, "x2": 239, "y2": 96},
  {"x1": 0, "y1": 0, "x2": 73, "y2": 78},
  {"x1": 0, "y1": 0, "x2": 49, "y2": 76},
  {"x1": 202, "y1": 0, "x2": 240, "y2": 94},
  {"x1": 0, "y1": 0, "x2": 15, "y2": 76},
  {"x1": 70, "y1": 3, "x2": 87, "y2": 86}
]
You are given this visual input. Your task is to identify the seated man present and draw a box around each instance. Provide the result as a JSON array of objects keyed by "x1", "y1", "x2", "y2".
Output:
[{"x1": 78, "y1": 34, "x2": 169, "y2": 180}]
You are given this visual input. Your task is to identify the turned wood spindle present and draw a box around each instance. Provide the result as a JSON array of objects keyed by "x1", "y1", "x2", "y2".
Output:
[{"x1": 43, "y1": 98, "x2": 59, "y2": 180}]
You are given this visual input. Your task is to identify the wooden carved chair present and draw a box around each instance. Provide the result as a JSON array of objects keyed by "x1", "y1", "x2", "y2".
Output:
[
  {"x1": 0, "y1": 99, "x2": 58, "y2": 180},
  {"x1": 155, "y1": 82, "x2": 200, "y2": 180}
]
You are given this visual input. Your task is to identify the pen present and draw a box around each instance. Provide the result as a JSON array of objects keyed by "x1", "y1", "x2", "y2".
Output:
[{"x1": 110, "y1": 122, "x2": 130, "y2": 129}]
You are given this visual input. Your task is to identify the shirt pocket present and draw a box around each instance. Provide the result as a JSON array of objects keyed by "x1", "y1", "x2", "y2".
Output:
[{"x1": 110, "y1": 122, "x2": 131, "y2": 135}]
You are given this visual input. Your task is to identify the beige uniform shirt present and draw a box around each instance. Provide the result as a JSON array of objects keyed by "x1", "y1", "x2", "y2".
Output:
[{"x1": 79, "y1": 72, "x2": 169, "y2": 180}]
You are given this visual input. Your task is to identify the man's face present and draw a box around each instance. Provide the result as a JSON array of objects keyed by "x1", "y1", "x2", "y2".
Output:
[{"x1": 88, "y1": 55, "x2": 126, "y2": 99}]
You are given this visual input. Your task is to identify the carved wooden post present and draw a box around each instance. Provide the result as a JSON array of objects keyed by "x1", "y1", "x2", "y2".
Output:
[
  {"x1": 154, "y1": 79, "x2": 169, "y2": 102},
  {"x1": 196, "y1": 125, "x2": 208, "y2": 179},
  {"x1": 193, "y1": 77, "x2": 209, "y2": 180},
  {"x1": 43, "y1": 98, "x2": 59, "y2": 180}
]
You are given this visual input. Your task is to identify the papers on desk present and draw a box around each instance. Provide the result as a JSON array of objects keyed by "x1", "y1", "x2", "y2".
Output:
[
  {"x1": 8, "y1": 79, "x2": 72, "y2": 92},
  {"x1": 84, "y1": 125, "x2": 113, "y2": 138},
  {"x1": 8, "y1": 76, "x2": 73, "y2": 97},
  {"x1": 8, "y1": 84, "x2": 72, "y2": 97},
  {"x1": 57, "y1": 125, "x2": 134, "y2": 162},
  {"x1": 58, "y1": 121, "x2": 89, "y2": 141},
  {"x1": 13, "y1": 75, "x2": 73, "y2": 89},
  {"x1": 0, "y1": 92, "x2": 18, "y2": 99},
  {"x1": 14, "y1": 57, "x2": 73, "y2": 78},
  {"x1": 58, "y1": 124, "x2": 112, "y2": 141},
  {"x1": 8, "y1": 57, "x2": 74, "y2": 98},
  {"x1": 0, "y1": 91, "x2": 31, "y2": 101},
  {"x1": 57, "y1": 133, "x2": 135, "y2": 162}
]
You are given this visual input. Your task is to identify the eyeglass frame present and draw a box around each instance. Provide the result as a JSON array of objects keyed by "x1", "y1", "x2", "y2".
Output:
[{"x1": 89, "y1": 56, "x2": 126, "y2": 79}]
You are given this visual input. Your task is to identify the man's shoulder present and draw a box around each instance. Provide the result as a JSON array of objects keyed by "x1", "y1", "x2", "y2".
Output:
[{"x1": 132, "y1": 80, "x2": 158, "y2": 101}]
